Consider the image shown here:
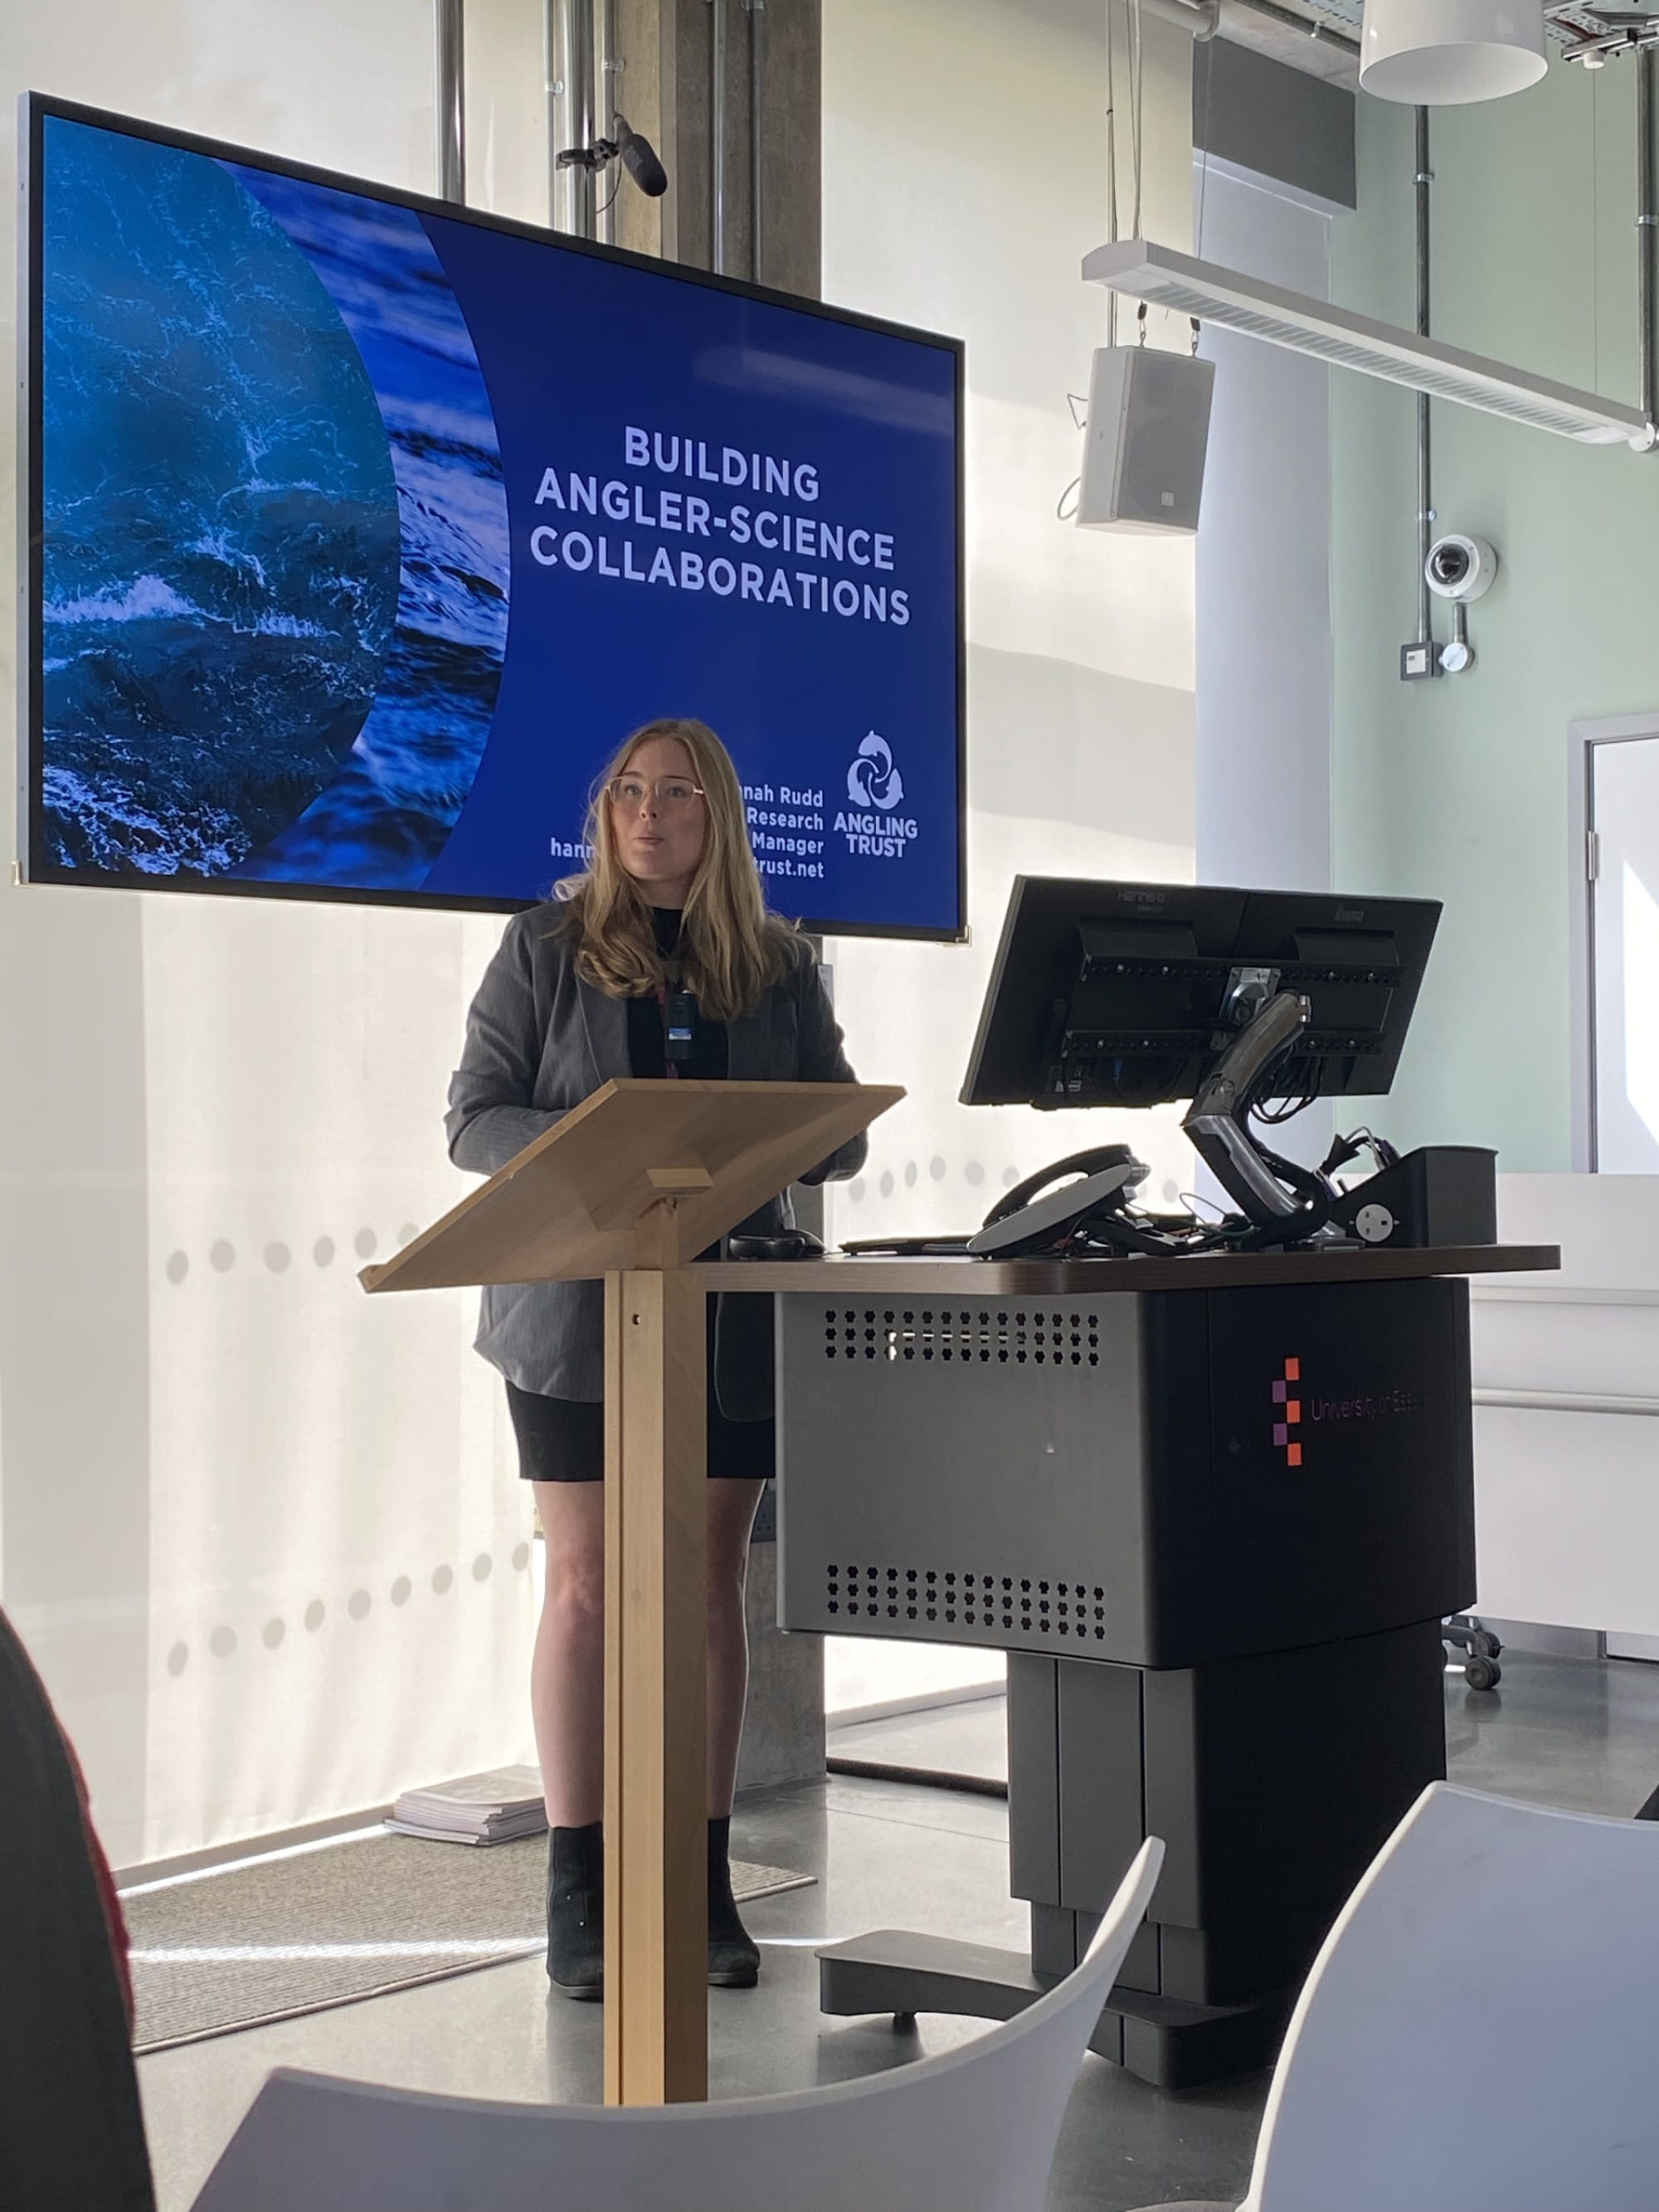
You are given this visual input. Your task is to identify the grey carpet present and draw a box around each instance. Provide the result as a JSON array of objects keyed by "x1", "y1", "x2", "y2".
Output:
[{"x1": 124, "y1": 1834, "x2": 814, "y2": 2051}]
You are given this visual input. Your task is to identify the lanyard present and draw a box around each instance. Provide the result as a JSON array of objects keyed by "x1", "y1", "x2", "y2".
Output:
[{"x1": 656, "y1": 960, "x2": 696, "y2": 1078}]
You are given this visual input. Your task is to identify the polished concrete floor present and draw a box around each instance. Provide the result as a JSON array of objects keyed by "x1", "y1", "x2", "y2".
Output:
[{"x1": 138, "y1": 1647, "x2": 1659, "y2": 2211}]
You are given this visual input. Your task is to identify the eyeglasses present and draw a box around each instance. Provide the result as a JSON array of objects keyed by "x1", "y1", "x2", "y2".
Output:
[{"x1": 607, "y1": 776, "x2": 705, "y2": 810}]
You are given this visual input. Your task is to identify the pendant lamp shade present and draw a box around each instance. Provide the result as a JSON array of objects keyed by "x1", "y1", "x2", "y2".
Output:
[{"x1": 1360, "y1": 0, "x2": 1547, "y2": 105}]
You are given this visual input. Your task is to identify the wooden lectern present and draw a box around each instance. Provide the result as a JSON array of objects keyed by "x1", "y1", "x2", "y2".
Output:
[{"x1": 361, "y1": 1077, "x2": 901, "y2": 2105}]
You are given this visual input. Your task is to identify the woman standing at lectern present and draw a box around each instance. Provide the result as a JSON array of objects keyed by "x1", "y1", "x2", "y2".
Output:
[{"x1": 445, "y1": 717, "x2": 866, "y2": 1999}]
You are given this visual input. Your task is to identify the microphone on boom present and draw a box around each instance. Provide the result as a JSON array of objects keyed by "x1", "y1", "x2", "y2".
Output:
[{"x1": 614, "y1": 116, "x2": 668, "y2": 199}]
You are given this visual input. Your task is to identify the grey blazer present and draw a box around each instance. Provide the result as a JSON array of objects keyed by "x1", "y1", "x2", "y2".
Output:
[{"x1": 445, "y1": 904, "x2": 867, "y2": 1414}]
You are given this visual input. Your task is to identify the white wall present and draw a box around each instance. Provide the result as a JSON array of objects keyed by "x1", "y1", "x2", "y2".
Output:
[
  {"x1": 1, "y1": 1, "x2": 549, "y2": 1865},
  {"x1": 819, "y1": 0, "x2": 1198, "y2": 1708},
  {"x1": 1472, "y1": 1174, "x2": 1659, "y2": 1641}
]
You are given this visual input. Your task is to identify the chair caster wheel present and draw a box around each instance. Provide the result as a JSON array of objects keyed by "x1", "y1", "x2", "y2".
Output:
[{"x1": 1465, "y1": 1656, "x2": 1501, "y2": 1692}]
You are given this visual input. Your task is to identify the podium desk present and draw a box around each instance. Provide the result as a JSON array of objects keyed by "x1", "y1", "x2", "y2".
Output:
[
  {"x1": 360, "y1": 1078, "x2": 902, "y2": 2107},
  {"x1": 736, "y1": 1243, "x2": 1559, "y2": 2088}
]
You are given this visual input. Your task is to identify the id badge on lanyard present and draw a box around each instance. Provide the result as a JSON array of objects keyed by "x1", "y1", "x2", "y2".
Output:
[{"x1": 658, "y1": 967, "x2": 696, "y2": 1077}]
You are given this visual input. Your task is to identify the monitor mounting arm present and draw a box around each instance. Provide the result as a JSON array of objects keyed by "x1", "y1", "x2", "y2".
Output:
[{"x1": 1181, "y1": 989, "x2": 1311, "y2": 1225}]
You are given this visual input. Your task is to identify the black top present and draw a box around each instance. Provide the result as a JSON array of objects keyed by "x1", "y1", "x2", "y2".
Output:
[{"x1": 625, "y1": 908, "x2": 731, "y2": 1080}]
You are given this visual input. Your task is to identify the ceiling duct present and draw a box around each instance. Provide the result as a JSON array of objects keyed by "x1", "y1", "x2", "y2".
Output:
[
  {"x1": 1082, "y1": 238, "x2": 1655, "y2": 445},
  {"x1": 1141, "y1": 0, "x2": 1362, "y2": 80},
  {"x1": 1140, "y1": 0, "x2": 1224, "y2": 29}
]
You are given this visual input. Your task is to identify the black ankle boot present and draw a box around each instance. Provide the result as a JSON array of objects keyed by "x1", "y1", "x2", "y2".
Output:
[
  {"x1": 547, "y1": 1821, "x2": 604, "y2": 1999},
  {"x1": 707, "y1": 1815, "x2": 760, "y2": 1988}
]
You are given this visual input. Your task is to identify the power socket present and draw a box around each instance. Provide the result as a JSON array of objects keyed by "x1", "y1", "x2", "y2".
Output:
[{"x1": 1399, "y1": 640, "x2": 1440, "y2": 681}]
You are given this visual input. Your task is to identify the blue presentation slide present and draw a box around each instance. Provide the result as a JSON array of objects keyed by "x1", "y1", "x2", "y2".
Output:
[{"x1": 34, "y1": 112, "x2": 961, "y2": 935}]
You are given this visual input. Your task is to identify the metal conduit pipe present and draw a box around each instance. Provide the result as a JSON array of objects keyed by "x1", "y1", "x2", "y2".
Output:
[
  {"x1": 1640, "y1": 44, "x2": 1657, "y2": 436},
  {"x1": 547, "y1": 0, "x2": 597, "y2": 236},
  {"x1": 597, "y1": 0, "x2": 620, "y2": 246},
  {"x1": 1415, "y1": 105, "x2": 1433, "y2": 654},
  {"x1": 747, "y1": 0, "x2": 766, "y2": 284},
  {"x1": 711, "y1": 0, "x2": 729, "y2": 274},
  {"x1": 570, "y1": 0, "x2": 596, "y2": 238},
  {"x1": 1227, "y1": 0, "x2": 1355, "y2": 50},
  {"x1": 555, "y1": 1, "x2": 571, "y2": 224},
  {"x1": 435, "y1": 0, "x2": 466, "y2": 204}
]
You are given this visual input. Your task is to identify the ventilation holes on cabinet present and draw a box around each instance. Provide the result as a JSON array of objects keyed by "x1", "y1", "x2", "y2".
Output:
[
  {"x1": 824, "y1": 1561, "x2": 1097, "y2": 1640},
  {"x1": 822, "y1": 1307, "x2": 1105, "y2": 1370}
]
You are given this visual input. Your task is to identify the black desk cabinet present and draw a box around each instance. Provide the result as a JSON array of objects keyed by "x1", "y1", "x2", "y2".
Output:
[{"x1": 766, "y1": 1252, "x2": 1547, "y2": 2087}]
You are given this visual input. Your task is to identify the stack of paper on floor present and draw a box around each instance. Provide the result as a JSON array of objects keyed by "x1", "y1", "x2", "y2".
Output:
[{"x1": 386, "y1": 1767, "x2": 547, "y2": 1845}]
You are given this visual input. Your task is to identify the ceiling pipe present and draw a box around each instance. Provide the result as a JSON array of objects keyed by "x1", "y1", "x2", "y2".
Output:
[
  {"x1": 1137, "y1": 0, "x2": 1222, "y2": 30},
  {"x1": 596, "y1": 0, "x2": 620, "y2": 245},
  {"x1": 1230, "y1": 0, "x2": 1358, "y2": 46},
  {"x1": 1415, "y1": 106, "x2": 1434, "y2": 655},
  {"x1": 710, "y1": 0, "x2": 729, "y2": 274},
  {"x1": 747, "y1": 0, "x2": 766, "y2": 284},
  {"x1": 547, "y1": 0, "x2": 598, "y2": 236},
  {"x1": 435, "y1": 0, "x2": 466, "y2": 204},
  {"x1": 1641, "y1": 42, "x2": 1658, "y2": 434}
]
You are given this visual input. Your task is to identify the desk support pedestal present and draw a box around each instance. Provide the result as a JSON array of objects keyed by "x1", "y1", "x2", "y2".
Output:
[
  {"x1": 776, "y1": 1271, "x2": 1475, "y2": 2091},
  {"x1": 818, "y1": 1933, "x2": 1287, "y2": 2089},
  {"x1": 820, "y1": 1619, "x2": 1447, "y2": 2088}
]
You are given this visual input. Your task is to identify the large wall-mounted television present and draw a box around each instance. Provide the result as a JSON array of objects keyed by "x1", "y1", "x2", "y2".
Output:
[{"x1": 20, "y1": 95, "x2": 965, "y2": 940}]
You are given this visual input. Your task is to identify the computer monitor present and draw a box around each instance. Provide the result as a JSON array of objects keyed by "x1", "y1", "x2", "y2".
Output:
[{"x1": 961, "y1": 876, "x2": 1441, "y2": 1111}]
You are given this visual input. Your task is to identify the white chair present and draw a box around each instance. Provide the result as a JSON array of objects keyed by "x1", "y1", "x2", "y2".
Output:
[
  {"x1": 1142, "y1": 1782, "x2": 1659, "y2": 2212},
  {"x1": 188, "y1": 1835, "x2": 1164, "y2": 2212}
]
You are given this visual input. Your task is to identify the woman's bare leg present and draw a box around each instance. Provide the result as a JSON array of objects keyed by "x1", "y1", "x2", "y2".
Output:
[
  {"x1": 529, "y1": 1480, "x2": 606, "y2": 1829},
  {"x1": 531, "y1": 1473, "x2": 766, "y2": 1826},
  {"x1": 706, "y1": 1478, "x2": 767, "y2": 1817}
]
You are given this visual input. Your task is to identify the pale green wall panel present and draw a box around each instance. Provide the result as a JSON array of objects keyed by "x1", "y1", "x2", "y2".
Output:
[{"x1": 1331, "y1": 64, "x2": 1659, "y2": 1171}]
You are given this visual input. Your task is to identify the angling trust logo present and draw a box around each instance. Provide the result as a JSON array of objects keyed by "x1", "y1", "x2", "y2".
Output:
[
  {"x1": 846, "y1": 730, "x2": 904, "y2": 809},
  {"x1": 835, "y1": 731, "x2": 920, "y2": 861}
]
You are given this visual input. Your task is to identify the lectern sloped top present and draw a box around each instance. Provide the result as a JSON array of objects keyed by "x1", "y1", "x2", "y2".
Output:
[{"x1": 360, "y1": 1078, "x2": 902, "y2": 1293}]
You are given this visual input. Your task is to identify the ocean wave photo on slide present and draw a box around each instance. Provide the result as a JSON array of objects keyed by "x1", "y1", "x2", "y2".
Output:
[
  {"x1": 38, "y1": 120, "x2": 511, "y2": 895},
  {"x1": 39, "y1": 121, "x2": 402, "y2": 880},
  {"x1": 225, "y1": 163, "x2": 509, "y2": 891}
]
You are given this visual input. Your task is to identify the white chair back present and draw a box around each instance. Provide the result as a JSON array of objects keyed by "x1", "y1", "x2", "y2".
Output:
[
  {"x1": 1246, "y1": 1782, "x2": 1659, "y2": 2212},
  {"x1": 190, "y1": 1835, "x2": 1164, "y2": 2212}
]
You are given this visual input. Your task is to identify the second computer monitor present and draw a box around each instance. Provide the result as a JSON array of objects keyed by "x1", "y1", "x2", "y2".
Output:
[{"x1": 960, "y1": 876, "x2": 1442, "y2": 1111}]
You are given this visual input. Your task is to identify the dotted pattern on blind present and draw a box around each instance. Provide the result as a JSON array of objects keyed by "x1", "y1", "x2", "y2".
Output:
[
  {"x1": 822, "y1": 1561, "x2": 1110, "y2": 1641},
  {"x1": 821, "y1": 1307, "x2": 1102, "y2": 1368}
]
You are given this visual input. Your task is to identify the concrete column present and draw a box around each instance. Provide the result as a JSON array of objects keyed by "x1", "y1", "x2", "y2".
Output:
[{"x1": 613, "y1": 0, "x2": 820, "y2": 296}]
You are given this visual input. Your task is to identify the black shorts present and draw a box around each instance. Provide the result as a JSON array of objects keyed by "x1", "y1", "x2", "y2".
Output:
[{"x1": 504, "y1": 1330, "x2": 776, "y2": 1484}]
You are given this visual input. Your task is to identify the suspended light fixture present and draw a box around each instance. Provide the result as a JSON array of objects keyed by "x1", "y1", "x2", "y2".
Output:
[
  {"x1": 1082, "y1": 240, "x2": 1653, "y2": 447},
  {"x1": 1359, "y1": 0, "x2": 1548, "y2": 105}
]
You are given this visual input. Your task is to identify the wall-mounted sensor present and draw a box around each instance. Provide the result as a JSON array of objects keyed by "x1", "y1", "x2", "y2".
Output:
[{"x1": 1425, "y1": 532, "x2": 1499, "y2": 604}]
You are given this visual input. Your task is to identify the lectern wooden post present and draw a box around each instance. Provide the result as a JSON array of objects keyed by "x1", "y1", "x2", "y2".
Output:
[{"x1": 361, "y1": 1078, "x2": 901, "y2": 2104}]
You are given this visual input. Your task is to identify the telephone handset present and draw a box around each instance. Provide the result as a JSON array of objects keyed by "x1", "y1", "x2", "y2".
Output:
[{"x1": 966, "y1": 1145, "x2": 1150, "y2": 1259}]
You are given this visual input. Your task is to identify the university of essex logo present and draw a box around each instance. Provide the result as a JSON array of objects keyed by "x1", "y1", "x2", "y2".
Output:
[
  {"x1": 847, "y1": 730, "x2": 904, "y2": 810},
  {"x1": 1272, "y1": 1357, "x2": 1303, "y2": 1468}
]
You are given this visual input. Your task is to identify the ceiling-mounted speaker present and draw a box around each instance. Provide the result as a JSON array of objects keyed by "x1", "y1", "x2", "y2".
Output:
[
  {"x1": 1359, "y1": 0, "x2": 1547, "y2": 105},
  {"x1": 1076, "y1": 344, "x2": 1214, "y2": 534}
]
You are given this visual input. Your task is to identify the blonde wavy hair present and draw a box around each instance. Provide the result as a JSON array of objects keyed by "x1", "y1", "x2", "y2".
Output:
[{"x1": 557, "y1": 718, "x2": 794, "y2": 1023}]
